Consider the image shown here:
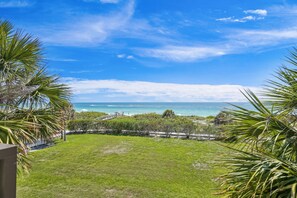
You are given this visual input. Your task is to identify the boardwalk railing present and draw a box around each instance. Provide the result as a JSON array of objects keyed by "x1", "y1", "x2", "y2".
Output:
[
  {"x1": 66, "y1": 129, "x2": 221, "y2": 140},
  {"x1": 100, "y1": 112, "x2": 125, "y2": 121},
  {"x1": 27, "y1": 129, "x2": 221, "y2": 149}
]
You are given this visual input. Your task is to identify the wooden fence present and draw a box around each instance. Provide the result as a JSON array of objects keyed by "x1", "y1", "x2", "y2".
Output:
[{"x1": 27, "y1": 129, "x2": 221, "y2": 149}]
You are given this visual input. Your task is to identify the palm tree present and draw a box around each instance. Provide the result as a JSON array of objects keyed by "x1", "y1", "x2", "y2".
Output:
[
  {"x1": 221, "y1": 49, "x2": 297, "y2": 197},
  {"x1": 0, "y1": 20, "x2": 71, "y2": 173}
]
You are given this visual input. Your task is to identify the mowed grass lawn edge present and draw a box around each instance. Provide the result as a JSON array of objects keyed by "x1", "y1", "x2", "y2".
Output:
[{"x1": 17, "y1": 134, "x2": 228, "y2": 198}]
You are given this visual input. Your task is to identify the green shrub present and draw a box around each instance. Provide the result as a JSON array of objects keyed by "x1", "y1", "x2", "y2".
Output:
[
  {"x1": 214, "y1": 111, "x2": 232, "y2": 125},
  {"x1": 102, "y1": 115, "x2": 196, "y2": 133},
  {"x1": 133, "y1": 113, "x2": 161, "y2": 120},
  {"x1": 68, "y1": 112, "x2": 221, "y2": 135},
  {"x1": 67, "y1": 119, "x2": 95, "y2": 132},
  {"x1": 162, "y1": 109, "x2": 175, "y2": 118},
  {"x1": 103, "y1": 118, "x2": 136, "y2": 132},
  {"x1": 75, "y1": 112, "x2": 107, "y2": 120}
]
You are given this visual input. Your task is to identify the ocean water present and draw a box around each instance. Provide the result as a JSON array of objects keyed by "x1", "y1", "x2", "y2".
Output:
[{"x1": 73, "y1": 102, "x2": 252, "y2": 117}]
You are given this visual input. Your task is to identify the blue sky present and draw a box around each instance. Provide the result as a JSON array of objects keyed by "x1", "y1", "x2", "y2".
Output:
[{"x1": 2, "y1": 0, "x2": 297, "y2": 102}]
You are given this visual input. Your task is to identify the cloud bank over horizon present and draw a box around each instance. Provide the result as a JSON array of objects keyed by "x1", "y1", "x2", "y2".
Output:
[{"x1": 64, "y1": 78, "x2": 261, "y2": 102}]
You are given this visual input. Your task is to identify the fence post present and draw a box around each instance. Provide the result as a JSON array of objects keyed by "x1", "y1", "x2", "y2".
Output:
[{"x1": 0, "y1": 144, "x2": 17, "y2": 198}]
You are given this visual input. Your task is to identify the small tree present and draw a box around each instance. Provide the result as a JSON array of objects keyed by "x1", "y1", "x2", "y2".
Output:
[
  {"x1": 0, "y1": 20, "x2": 71, "y2": 173},
  {"x1": 214, "y1": 111, "x2": 232, "y2": 125},
  {"x1": 162, "y1": 109, "x2": 175, "y2": 118},
  {"x1": 60, "y1": 104, "x2": 75, "y2": 141}
]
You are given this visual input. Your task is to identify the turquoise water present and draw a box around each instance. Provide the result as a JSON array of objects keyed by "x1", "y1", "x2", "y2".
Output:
[{"x1": 73, "y1": 102, "x2": 252, "y2": 116}]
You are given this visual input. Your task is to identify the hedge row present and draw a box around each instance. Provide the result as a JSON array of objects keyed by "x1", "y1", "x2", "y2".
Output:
[
  {"x1": 67, "y1": 112, "x2": 227, "y2": 135},
  {"x1": 74, "y1": 112, "x2": 107, "y2": 120},
  {"x1": 67, "y1": 116, "x2": 196, "y2": 134}
]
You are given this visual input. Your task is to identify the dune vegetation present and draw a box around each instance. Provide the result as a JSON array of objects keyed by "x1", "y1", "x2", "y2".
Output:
[{"x1": 67, "y1": 112, "x2": 225, "y2": 137}]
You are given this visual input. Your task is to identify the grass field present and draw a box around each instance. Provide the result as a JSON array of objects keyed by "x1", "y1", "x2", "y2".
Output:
[{"x1": 17, "y1": 135, "x2": 227, "y2": 198}]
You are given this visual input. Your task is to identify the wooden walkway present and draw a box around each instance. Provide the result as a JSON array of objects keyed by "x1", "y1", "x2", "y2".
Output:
[{"x1": 98, "y1": 112, "x2": 125, "y2": 121}]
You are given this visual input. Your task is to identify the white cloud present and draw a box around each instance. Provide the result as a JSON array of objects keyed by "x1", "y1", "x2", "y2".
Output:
[
  {"x1": 47, "y1": 58, "x2": 78, "y2": 62},
  {"x1": 138, "y1": 29, "x2": 297, "y2": 62},
  {"x1": 229, "y1": 28, "x2": 297, "y2": 47},
  {"x1": 38, "y1": 1, "x2": 297, "y2": 63},
  {"x1": 117, "y1": 54, "x2": 126, "y2": 58},
  {"x1": 0, "y1": 0, "x2": 30, "y2": 7},
  {"x1": 83, "y1": 0, "x2": 120, "y2": 4},
  {"x1": 64, "y1": 78, "x2": 261, "y2": 102},
  {"x1": 216, "y1": 17, "x2": 233, "y2": 22},
  {"x1": 117, "y1": 54, "x2": 134, "y2": 59},
  {"x1": 138, "y1": 26, "x2": 297, "y2": 62},
  {"x1": 217, "y1": 8, "x2": 266, "y2": 23},
  {"x1": 39, "y1": 0, "x2": 177, "y2": 48},
  {"x1": 138, "y1": 46, "x2": 229, "y2": 62},
  {"x1": 268, "y1": 5, "x2": 297, "y2": 16},
  {"x1": 43, "y1": 0, "x2": 135, "y2": 46},
  {"x1": 244, "y1": 9, "x2": 267, "y2": 16},
  {"x1": 100, "y1": 0, "x2": 120, "y2": 3},
  {"x1": 216, "y1": 15, "x2": 262, "y2": 23}
]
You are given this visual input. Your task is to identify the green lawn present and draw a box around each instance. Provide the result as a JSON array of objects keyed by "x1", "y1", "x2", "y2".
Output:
[{"x1": 17, "y1": 134, "x2": 227, "y2": 198}]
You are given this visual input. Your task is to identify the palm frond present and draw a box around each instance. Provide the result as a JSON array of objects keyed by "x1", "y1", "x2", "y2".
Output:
[
  {"x1": 221, "y1": 147, "x2": 297, "y2": 198},
  {"x1": 17, "y1": 68, "x2": 71, "y2": 109},
  {"x1": 265, "y1": 48, "x2": 297, "y2": 112},
  {"x1": 227, "y1": 90, "x2": 297, "y2": 160},
  {"x1": 221, "y1": 48, "x2": 297, "y2": 197}
]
